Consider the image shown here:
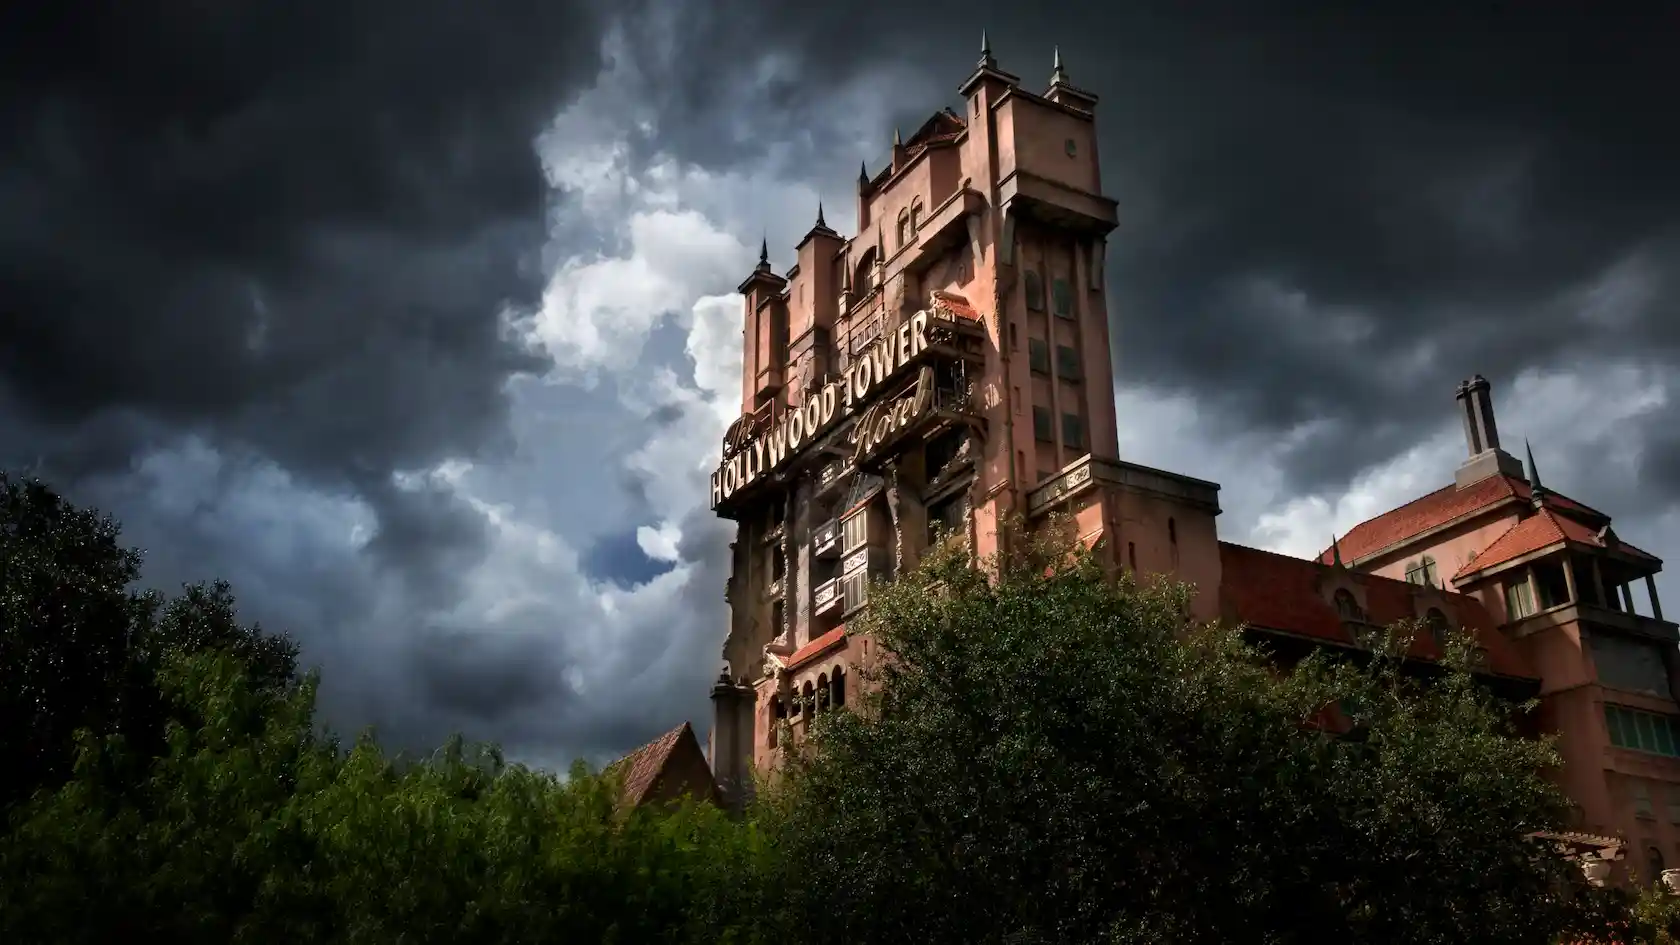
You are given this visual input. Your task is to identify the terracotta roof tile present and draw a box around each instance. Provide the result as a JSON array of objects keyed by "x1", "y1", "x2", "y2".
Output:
[
  {"x1": 786, "y1": 626, "x2": 847, "y2": 671},
  {"x1": 1320, "y1": 474, "x2": 1605, "y2": 565},
  {"x1": 1221, "y1": 542, "x2": 1535, "y2": 680},
  {"x1": 1455, "y1": 507, "x2": 1661, "y2": 580},
  {"x1": 603, "y1": 721, "x2": 694, "y2": 807}
]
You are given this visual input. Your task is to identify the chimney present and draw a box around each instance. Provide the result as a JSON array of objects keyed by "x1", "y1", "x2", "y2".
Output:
[{"x1": 1453, "y1": 374, "x2": 1524, "y2": 489}]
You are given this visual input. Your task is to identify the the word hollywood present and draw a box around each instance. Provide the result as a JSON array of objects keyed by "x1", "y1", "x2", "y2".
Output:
[{"x1": 711, "y1": 310, "x2": 932, "y2": 509}]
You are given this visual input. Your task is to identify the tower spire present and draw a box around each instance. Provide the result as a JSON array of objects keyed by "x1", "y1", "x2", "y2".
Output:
[
  {"x1": 857, "y1": 159, "x2": 869, "y2": 190},
  {"x1": 893, "y1": 126, "x2": 902, "y2": 147},
  {"x1": 1050, "y1": 46, "x2": 1069, "y2": 86},
  {"x1": 1331, "y1": 534, "x2": 1344, "y2": 568},
  {"x1": 757, "y1": 234, "x2": 770, "y2": 271},
  {"x1": 815, "y1": 201, "x2": 827, "y2": 230},
  {"x1": 1526, "y1": 439, "x2": 1549, "y2": 506},
  {"x1": 979, "y1": 30, "x2": 995, "y2": 69}
]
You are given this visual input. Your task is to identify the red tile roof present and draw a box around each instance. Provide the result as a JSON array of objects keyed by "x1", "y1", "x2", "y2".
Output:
[
  {"x1": 1455, "y1": 507, "x2": 1661, "y2": 580},
  {"x1": 604, "y1": 721, "x2": 699, "y2": 807},
  {"x1": 1320, "y1": 474, "x2": 1605, "y2": 565},
  {"x1": 786, "y1": 626, "x2": 847, "y2": 671},
  {"x1": 1221, "y1": 542, "x2": 1535, "y2": 680}
]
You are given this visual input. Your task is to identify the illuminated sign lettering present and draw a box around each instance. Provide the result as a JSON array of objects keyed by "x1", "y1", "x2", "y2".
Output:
[{"x1": 712, "y1": 310, "x2": 930, "y2": 509}]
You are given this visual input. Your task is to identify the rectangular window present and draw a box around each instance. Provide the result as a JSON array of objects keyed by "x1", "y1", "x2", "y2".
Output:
[
  {"x1": 1051, "y1": 277, "x2": 1073, "y2": 319},
  {"x1": 1505, "y1": 579, "x2": 1536, "y2": 620},
  {"x1": 1607, "y1": 705, "x2": 1680, "y2": 758},
  {"x1": 1055, "y1": 344, "x2": 1081, "y2": 380},
  {"x1": 771, "y1": 550, "x2": 785, "y2": 581},
  {"x1": 842, "y1": 512, "x2": 869, "y2": 554},
  {"x1": 841, "y1": 571, "x2": 868, "y2": 613},
  {"x1": 1032, "y1": 406, "x2": 1053, "y2": 442},
  {"x1": 1062, "y1": 413, "x2": 1085, "y2": 450},
  {"x1": 1666, "y1": 788, "x2": 1680, "y2": 825},
  {"x1": 1028, "y1": 338, "x2": 1050, "y2": 374},
  {"x1": 771, "y1": 599, "x2": 785, "y2": 631}
]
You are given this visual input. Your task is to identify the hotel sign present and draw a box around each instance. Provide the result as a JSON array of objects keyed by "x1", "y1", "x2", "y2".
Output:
[{"x1": 711, "y1": 311, "x2": 931, "y2": 509}]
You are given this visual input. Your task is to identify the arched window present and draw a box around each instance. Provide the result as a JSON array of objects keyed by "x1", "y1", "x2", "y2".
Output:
[
  {"x1": 1406, "y1": 555, "x2": 1440, "y2": 587},
  {"x1": 910, "y1": 199, "x2": 924, "y2": 233},
  {"x1": 1649, "y1": 845, "x2": 1666, "y2": 883},
  {"x1": 1425, "y1": 608, "x2": 1449, "y2": 650},
  {"x1": 817, "y1": 673, "x2": 831, "y2": 713},
  {"x1": 1128, "y1": 541, "x2": 1138, "y2": 572},
  {"x1": 801, "y1": 681, "x2": 815, "y2": 720},
  {"x1": 769, "y1": 696, "x2": 785, "y2": 748},
  {"x1": 831, "y1": 667, "x2": 846, "y2": 709},
  {"x1": 1334, "y1": 588, "x2": 1364, "y2": 622},
  {"x1": 897, "y1": 210, "x2": 911, "y2": 249},
  {"x1": 1024, "y1": 270, "x2": 1045, "y2": 311},
  {"x1": 854, "y1": 248, "x2": 877, "y2": 294},
  {"x1": 1168, "y1": 518, "x2": 1178, "y2": 545}
]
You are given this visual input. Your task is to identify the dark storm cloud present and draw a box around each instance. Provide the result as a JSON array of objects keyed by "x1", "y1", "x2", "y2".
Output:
[
  {"x1": 642, "y1": 1, "x2": 1680, "y2": 500},
  {"x1": 0, "y1": 0, "x2": 628, "y2": 484},
  {"x1": 0, "y1": 1, "x2": 649, "y2": 756}
]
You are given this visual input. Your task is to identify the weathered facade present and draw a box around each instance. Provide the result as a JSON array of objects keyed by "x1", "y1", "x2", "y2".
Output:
[{"x1": 686, "y1": 41, "x2": 1669, "y2": 887}]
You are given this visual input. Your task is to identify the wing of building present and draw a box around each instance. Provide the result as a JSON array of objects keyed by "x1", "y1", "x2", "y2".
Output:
[{"x1": 609, "y1": 40, "x2": 1673, "y2": 886}]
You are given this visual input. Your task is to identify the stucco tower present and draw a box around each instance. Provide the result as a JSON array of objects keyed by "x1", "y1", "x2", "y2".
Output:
[{"x1": 705, "y1": 42, "x2": 1222, "y2": 805}]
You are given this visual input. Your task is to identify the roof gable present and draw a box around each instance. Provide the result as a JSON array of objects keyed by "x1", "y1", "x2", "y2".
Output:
[
  {"x1": 1321, "y1": 474, "x2": 1607, "y2": 566},
  {"x1": 604, "y1": 721, "x2": 718, "y2": 808}
]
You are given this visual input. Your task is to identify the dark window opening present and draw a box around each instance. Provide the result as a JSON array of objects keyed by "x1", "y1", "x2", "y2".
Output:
[
  {"x1": 817, "y1": 673, "x2": 831, "y2": 712},
  {"x1": 928, "y1": 495, "x2": 967, "y2": 546},
  {"x1": 1009, "y1": 322, "x2": 1019, "y2": 350},
  {"x1": 1128, "y1": 541, "x2": 1138, "y2": 571},
  {"x1": 1024, "y1": 270, "x2": 1045, "y2": 312},
  {"x1": 771, "y1": 599, "x2": 785, "y2": 632},
  {"x1": 1168, "y1": 518, "x2": 1178, "y2": 545},
  {"x1": 910, "y1": 200, "x2": 924, "y2": 232},
  {"x1": 1334, "y1": 588, "x2": 1365, "y2": 622},
  {"x1": 925, "y1": 428, "x2": 965, "y2": 479},
  {"x1": 1649, "y1": 846, "x2": 1666, "y2": 883},
  {"x1": 1051, "y1": 277, "x2": 1073, "y2": 318},
  {"x1": 771, "y1": 551, "x2": 785, "y2": 582},
  {"x1": 1056, "y1": 344, "x2": 1081, "y2": 380},
  {"x1": 1062, "y1": 413, "x2": 1084, "y2": 450},
  {"x1": 1028, "y1": 338, "x2": 1050, "y2": 374},
  {"x1": 1425, "y1": 608, "x2": 1449, "y2": 650},
  {"x1": 831, "y1": 668, "x2": 847, "y2": 709},
  {"x1": 897, "y1": 211, "x2": 910, "y2": 248},
  {"x1": 1032, "y1": 406, "x2": 1053, "y2": 442},
  {"x1": 1533, "y1": 558, "x2": 1571, "y2": 609}
]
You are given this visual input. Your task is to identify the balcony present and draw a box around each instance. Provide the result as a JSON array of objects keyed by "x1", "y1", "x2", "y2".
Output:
[
  {"x1": 1509, "y1": 601, "x2": 1679, "y2": 643},
  {"x1": 812, "y1": 519, "x2": 841, "y2": 559},
  {"x1": 813, "y1": 577, "x2": 842, "y2": 616},
  {"x1": 843, "y1": 544, "x2": 892, "y2": 578}
]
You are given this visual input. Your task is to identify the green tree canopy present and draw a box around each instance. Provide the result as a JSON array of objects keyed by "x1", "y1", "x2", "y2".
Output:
[
  {"x1": 0, "y1": 472, "x2": 297, "y2": 812},
  {"x1": 760, "y1": 521, "x2": 1623, "y2": 945}
]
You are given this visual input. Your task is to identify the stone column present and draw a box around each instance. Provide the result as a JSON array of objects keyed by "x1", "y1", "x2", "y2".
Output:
[
  {"x1": 708, "y1": 672, "x2": 753, "y2": 812},
  {"x1": 1648, "y1": 574, "x2": 1666, "y2": 622},
  {"x1": 1591, "y1": 557, "x2": 1608, "y2": 609},
  {"x1": 1563, "y1": 555, "x2": 1579, "y2": 605},
  {"x1": 1623, "y1": 583, "x2": 1638, "y2": 615}
]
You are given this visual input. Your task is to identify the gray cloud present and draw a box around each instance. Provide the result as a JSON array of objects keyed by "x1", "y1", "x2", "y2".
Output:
[{"x1": 3, "y1": 1, "x2": 1677, "y2": 767}]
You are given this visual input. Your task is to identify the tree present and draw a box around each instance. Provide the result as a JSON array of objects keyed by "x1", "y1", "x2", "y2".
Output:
[
  {"x1": 760, "y1": 520, "x2": 1623, "y2": 945},
  {"x1": 0, "y1": 472, "x2": 298, "y2": 812},
  {"x1": 0, "y1": 645, "x2": 771, "y2": 944}
]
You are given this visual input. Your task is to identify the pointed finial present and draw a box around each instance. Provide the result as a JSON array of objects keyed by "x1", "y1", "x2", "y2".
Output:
[
  {"x1": 857, "y1": 159, "x2": 869, "y2": 190},
  {"x1": 1526, "y1": 439, "x2": 1548, "y2": 503},
  {"x1": 893, "y1": 126, "x2": 902, "y2": 147},
  {"x1": 757, "y1": 234, "x2": 770, "y2": 271},
  {"x1": 1331, "y1": 534, "x2": 1344, "y2": 568},
  {"x1": 815, "y1": 201, "x2": 826, "y2": 229},
  {"x1": 1050, "y1": 46, "x2": 1068, "y2": 86},
  {"x1": 876, "y1": 222, "x2": 885, "y2": 253},
  {"x1": 979, "y1": 30, "x2": 995, "y2": 68}
]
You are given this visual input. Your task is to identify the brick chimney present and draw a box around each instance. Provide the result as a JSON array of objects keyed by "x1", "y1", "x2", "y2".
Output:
[{"x1": 1454, "y1": 374, "x2": 1524, "y2": 489}]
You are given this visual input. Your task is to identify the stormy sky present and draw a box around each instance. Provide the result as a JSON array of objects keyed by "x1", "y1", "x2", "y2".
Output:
[{"x1": 3, "y1": 2, "x2": 1676, "y2": 769}]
